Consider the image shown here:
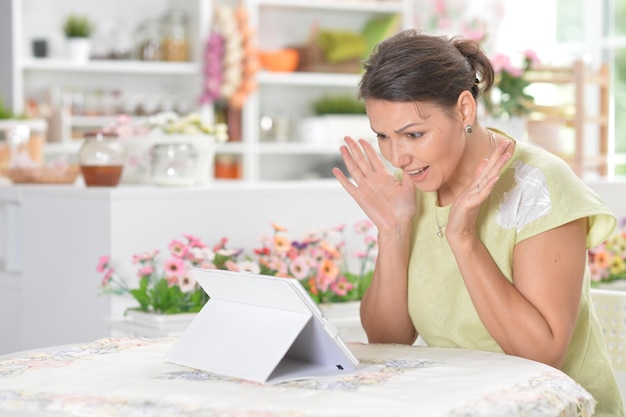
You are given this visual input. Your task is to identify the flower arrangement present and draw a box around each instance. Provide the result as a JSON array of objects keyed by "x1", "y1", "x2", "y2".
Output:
[
  {"x1": 482, "y1": 50, "x2": 540, "y2": 119},
  {"x1": 253, "y1": 220, "x2": 377, "y2": 304},
  {"x1": 97, "y1": 221, "x2": 378, "y2": 314},
  {"x1": 98, "y1": 234, "x2": 251, "y2": 314},
  {"x1": 589, "y1": 218, "x2": 626, "y2": 287},
  {"x1": 103, "y1": 112, "x2": 229, "y2": 143}
]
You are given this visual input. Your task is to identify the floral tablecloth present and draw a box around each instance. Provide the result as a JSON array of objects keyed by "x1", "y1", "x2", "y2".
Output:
[{"x1": 0, "y1": 337, "x2": 595, "y2": 417}]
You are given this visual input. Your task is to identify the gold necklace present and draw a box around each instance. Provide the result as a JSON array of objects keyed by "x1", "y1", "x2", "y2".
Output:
[
  {"x1": 435, "y1": 207, "x2": 447, "y2": 238},
  {"x1": 434, "y1": 130, "x2": 495, "y2": 238}
]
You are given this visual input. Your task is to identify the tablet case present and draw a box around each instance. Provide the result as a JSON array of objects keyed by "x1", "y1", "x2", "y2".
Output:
[{"x1": 165, "y1": 268, "x2": 360, "y2": 384}]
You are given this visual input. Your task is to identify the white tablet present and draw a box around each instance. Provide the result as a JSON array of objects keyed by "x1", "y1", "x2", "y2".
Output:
[{"x1": 165, "y1": 268, "x2": 360, "y2": 384}]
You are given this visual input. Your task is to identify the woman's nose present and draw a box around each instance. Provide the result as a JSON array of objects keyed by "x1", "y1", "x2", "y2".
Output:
[{"x1": 390, "y1": 140, "x2": 411, "y2": 168}]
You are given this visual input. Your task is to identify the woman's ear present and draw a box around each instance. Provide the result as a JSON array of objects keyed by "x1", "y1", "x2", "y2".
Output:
[{"x1": 457, "y1": 90, "x2": 477, "y2": 127}]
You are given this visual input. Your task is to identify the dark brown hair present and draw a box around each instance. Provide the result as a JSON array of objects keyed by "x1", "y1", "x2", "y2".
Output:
[{"x1": 358, "y1": 29, "x2": 495, "y2": 109}]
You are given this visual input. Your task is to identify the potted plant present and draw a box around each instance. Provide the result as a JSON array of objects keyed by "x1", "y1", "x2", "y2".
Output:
[
  {"x1": 62, "y1": 14, "x2": 94, "y2": 61},
  {"x1": 297, "y1": 95, "x2": 372, "y2": 144}
]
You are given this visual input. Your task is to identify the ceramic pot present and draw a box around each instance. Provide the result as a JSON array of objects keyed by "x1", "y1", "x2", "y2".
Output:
[{"x1": 66, "y1": 37, "x2": 91, "y2": 62}]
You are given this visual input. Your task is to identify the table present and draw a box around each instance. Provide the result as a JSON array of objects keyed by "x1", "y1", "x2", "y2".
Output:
[{"x1": 0, "y1": 337, "x2": 595, "y2": 417}]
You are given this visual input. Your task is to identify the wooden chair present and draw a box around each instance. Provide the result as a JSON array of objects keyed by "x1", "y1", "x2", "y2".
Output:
[{"x1": 525, "y1": 60, "x2": 610, "y2": 177}]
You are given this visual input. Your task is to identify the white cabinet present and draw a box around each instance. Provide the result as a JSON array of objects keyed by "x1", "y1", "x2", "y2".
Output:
[
  {"x1": 241, "y1": 0, "x2": 415, "y2": 181},
  {"x1": 0, "y1": 182, "x2": 368, "y2": 354}
]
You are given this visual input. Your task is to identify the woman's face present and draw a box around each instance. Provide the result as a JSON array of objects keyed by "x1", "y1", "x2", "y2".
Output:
[{"x1": 366, "y1": 99, "x2": 466, "y2": 192}]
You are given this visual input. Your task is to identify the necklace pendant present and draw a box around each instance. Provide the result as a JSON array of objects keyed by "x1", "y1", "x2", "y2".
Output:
[{"x1": 437, "y1": 229, "x2": 444, "y2": 238}]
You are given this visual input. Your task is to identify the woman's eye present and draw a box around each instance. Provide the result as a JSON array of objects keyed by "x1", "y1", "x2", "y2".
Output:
[
  {"x1": 407, "y1": 132, "x2": 423, "y2": 139},
  {"x1": 375, "y1": 133, "x2": 389, "y2": 140}
]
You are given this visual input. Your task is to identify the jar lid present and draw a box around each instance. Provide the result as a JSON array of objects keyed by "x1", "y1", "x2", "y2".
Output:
[
  {"x1": 151, "y1": 142, "x2": 197, "y2": 156},
  {"x1": 84, "y1": 131, "x2": 118, "y2": 139},
  {"x1": 162, "y1": 9, "x2": 188, "y2": 22}
]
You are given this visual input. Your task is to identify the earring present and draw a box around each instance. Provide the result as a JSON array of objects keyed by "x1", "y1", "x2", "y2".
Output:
[{"x1": 465, "y1": 124, "x2": 473, "y2": 135}]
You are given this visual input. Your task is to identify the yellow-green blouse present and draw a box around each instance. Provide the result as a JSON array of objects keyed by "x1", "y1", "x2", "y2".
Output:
[{"x1": 407, "y1": 137, "x2": 623, "y2": 417}]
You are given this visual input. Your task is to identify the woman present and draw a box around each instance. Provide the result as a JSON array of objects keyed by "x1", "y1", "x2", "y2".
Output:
[{"x1": 333, "y1": 29, "x2": 623, "y2": 416}]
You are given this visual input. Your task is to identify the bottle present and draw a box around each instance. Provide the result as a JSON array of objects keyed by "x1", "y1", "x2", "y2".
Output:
[
  {"x1": 161, "y1": 9, "x2": 189, "y2": 62},
  {"x1": 78, "y1": 131, "x2": 125, "y2": 187},
  {"x1": 150, "y1": 143, "x2": 197, "y2": 186}
]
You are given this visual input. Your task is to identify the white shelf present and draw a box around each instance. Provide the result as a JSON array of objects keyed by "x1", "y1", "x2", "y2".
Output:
[
  {"x1": 70, "y1": 115, "x2": 122, "y2": 127},
  {"x1": 257, "y1": 71, "x2": 361, "y2": 87},
  {"x1": 44, "y1": 139, "x2": 249, "y2": 156},
  {"x1": 44, "y1": 142, "x2": 82, "y2": 155},
  {"x1": 245, "y1": 0, "x2": 414, "y2": 181},
  {"x1": 20, "y1": 59, "x2": 200, "y2": 75},
  {"x1": 258, "y1": 142, "x2": 343, "y2": 155},
  {"x1": 215, "y1": 142, "x2": 247, "y2": 154},
  {"x1": 255, "y1": 0, "x2": 407, "y2": 13}
]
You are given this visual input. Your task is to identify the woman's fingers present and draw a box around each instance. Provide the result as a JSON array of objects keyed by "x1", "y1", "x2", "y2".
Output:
[{"x1": 473, "y1": 139, "x2": 512, "y2": 194}]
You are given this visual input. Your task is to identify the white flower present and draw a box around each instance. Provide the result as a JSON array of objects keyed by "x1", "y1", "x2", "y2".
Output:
[{"x1": 238, "y1": 260, "x2": 261, "y2": 274}]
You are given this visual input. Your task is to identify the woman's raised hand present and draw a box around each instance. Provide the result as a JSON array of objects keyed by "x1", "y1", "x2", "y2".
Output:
[
  {"x1": 446, "y1": 139, "x2": 512, "y2": 241},
  {"x1": 332, "y1": 137, "x2": 416, "y2": 234}
]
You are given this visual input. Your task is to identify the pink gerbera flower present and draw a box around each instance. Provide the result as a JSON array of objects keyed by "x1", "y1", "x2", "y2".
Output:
[
  {"x1": 164, "y1": 257, "x2": 186, "y2": 278},
  {"x1": 183, "y1": 233, "x2": 206, "y2": 249},
  {"x1": 137, "y1": 265, "x2": 154, "y2": 278},
  {"x1": 101, "y1": 268, "x2": 114, "y2": 286},
  {"x1": 289, "y1": 255, "x2": 311, "y2": 280},
  {"x1": 354, "y1": 219, "x2": 374, "y2": 234},
  {"x1": 168, "y1": 239, "x2": 189, "y2": 258},
  {"x1": 330, "y1": 276, "x2": 354, "y2": 296},
  {"x1": 96, "y1": 255, "x2": 110, "y2": 273},
  {"x1": 132, "y1": 250, "x2": 160, "y2": 264}
]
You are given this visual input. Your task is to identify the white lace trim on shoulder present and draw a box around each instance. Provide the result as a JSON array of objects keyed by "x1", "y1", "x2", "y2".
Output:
[{"x1": 497, "y1": 160, "x2": 552, "y2": 232}]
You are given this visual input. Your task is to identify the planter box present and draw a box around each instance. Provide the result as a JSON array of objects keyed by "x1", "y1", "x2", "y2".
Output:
[
  {"x1": 596, "y1": 281, "x2": 626, "y2": 291},
  {"x1": 124, "y1": 309, "x2": 198, "y2": 332},
  {"x1": 121, "y1": 302, "x2": 366, "y2": 342}
]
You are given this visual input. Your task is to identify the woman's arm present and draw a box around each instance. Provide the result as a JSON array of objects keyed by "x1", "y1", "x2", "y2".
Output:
[
  {"x1": 333, "y1": 137, "x2": 418, "y2": 344},
  {"x1": 360, "y1": 223, "x2": 417, "y2": 344},
  {"x1": 444, "y1": 139, "x2": 586, "y2": 368},
  {"x1": 448, "y1": 218, "x2": 586, "y2": 368}
]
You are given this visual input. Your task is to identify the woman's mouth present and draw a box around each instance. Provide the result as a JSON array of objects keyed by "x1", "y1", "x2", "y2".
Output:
[{"x1": 406, "y1": 166, "x2": 429, "y2": 180}]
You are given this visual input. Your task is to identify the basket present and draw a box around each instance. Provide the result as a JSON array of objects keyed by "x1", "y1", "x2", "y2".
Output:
[
  {"x1": 5, "y1": 165, "x2": 80, "y2": 184},
  {"x1": 296, "y1": 43, "x2": 361, "y2": 74}
]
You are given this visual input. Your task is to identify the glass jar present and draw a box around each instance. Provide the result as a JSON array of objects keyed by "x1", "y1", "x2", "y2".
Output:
[
  {"x1": 136, "y1": 19, "x2": 162, "y2": 61},
  {"x1": 150, "y1": 143, "x2": 197, "y2": 186},
  {"x1": 79, "y1": 131, "x2": 125, "y2": 187},
  {"x1": 214, "y1": 154, "x2": 241, "y2": 179},
  {"x1": 161, "y1": 9, "x2": 189, "y2": 62}
]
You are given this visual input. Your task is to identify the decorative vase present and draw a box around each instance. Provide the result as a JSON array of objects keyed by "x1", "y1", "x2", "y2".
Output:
[{"x1": 65, "y1": 37, "x2": 91, "y2": 62}]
